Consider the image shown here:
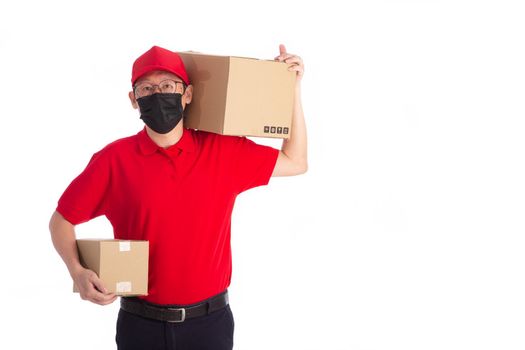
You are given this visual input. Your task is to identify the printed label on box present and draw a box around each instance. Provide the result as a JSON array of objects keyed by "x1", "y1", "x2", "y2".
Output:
[{"x1": 116, "y1": 281, "x2": 132, "y2": 293}]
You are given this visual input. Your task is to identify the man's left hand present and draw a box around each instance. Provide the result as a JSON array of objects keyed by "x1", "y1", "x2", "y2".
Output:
[{"x1": 274, "y1": 44, "x2": 304, "y2": 85}]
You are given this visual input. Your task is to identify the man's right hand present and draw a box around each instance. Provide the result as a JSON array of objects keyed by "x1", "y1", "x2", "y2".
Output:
[{"x1": 72, "y1": 267, "x2": 117, "y2": 305}]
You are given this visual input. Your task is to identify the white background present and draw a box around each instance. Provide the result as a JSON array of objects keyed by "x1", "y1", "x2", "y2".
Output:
[{"x1": 1, "y1": 0, "x2": 524, "y2": 349}]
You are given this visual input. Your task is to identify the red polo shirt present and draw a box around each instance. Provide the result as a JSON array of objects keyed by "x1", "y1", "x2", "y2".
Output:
[{"x1": 56, "y1": 127, "x2": 279, "y2": 305}]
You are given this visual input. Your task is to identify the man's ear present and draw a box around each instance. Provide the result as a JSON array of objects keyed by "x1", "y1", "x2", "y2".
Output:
[
  {"x1": 183, "y1": 84, "x2": 193, "y2": 105},
  {"x1": 129, "y1": 91, "x2": 138, "y2": 109}
]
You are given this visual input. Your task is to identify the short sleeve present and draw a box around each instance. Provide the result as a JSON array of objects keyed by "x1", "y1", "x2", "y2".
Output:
[
  {"x1": 229, "y1": 136, "x2": 280, "y2": 194},
  {"x1": 56, "y1": 150, "x2": 112, "y2": 225}
]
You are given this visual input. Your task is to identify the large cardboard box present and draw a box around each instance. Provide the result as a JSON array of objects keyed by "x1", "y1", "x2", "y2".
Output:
[
  {"x1": 177, "y1": 51, "x2": 296, "y2": 139},
  {"x1": 73, "y1": 239, "x2": 149, "y2": 296}
]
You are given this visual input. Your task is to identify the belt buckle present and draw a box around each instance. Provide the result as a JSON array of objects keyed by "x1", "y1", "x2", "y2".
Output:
[{"x1": 167, "y1": 307, "x2": 186, "y2": 323}]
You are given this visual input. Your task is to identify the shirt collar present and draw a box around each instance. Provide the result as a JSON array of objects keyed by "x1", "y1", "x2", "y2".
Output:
[{"x1": 138, "y1": 126, "x2": 195, "y2": 156}]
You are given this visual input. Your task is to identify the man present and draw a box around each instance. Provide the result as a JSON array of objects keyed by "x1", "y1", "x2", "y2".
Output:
[{"x1": 49, "y1": 44, "x2": 307, "y2": 350}]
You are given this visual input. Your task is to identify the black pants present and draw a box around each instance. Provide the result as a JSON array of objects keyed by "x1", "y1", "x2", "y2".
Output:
[{"x1": 115, "y1": 303, "x2": 235, "y2": 350}]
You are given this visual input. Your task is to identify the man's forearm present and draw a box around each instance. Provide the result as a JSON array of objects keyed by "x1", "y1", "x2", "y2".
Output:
[
  {"x1": 49, "y1": 211, "x2": 83, "y2": 278},
  {"x1": 281, "y1": 85, "x2": 308, "y2": 169}
]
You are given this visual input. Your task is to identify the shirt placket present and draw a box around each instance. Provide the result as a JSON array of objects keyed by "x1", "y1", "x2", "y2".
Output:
[{"x1": 159, "y1": 149, "x2": 182, "y2": 181}]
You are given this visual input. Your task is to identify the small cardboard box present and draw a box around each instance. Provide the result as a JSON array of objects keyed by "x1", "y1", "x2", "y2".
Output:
[
  {"x1": 73, "y1": 239, "x2": 149, "y2": 296},
  {"x1": 177, "y1": 51, "x2": 296, "y2": 139}
]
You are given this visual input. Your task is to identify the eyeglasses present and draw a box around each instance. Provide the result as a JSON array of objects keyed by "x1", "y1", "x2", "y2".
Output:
[{"x1": 134, "y1": 79, "x2": 186, "y2": 98}]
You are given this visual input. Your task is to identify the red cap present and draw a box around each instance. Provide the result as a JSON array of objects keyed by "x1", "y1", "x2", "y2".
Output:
[{"x1": 131, "y1": 46, "x2": 190, "y2": 86}]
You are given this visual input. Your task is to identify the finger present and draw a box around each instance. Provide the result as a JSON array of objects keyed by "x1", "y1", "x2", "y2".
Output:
[
  {"x1": 87, "y1": 293, "x2": 105, "y2": 304},
  {"x1": 90, "y1": 275, "x2": 108, "y2": 294},
  {"x1": 86, "y1": 279, "x2": 113, "y2": 302},
  {"x1": 279, "y1": 44, "x2": 287, "y2": 56},
  {"x1": 95, "y1": 289, "x2": 117, "y2": 301},
  {"x1": 284, "y1": 57, "x2": 302, "y2": 65},
  {"x1": 275, "y1": 53, "x2": 295, "y2": 62},
  {"x1": 89, "y1": 290, "x2": 115, "y2": 304},
  {"x1": 98, "y1": 294, "x2": 118, "y2": 305},
  {"x1": 88, "y1": 288, "x2": 108, "y2": 301},
  {"x1": 90, "y1": 297, "x2": 105, "y2": 305},
  {"x1": 288, "y1": 65, "x2": 304, "y2": 73}
]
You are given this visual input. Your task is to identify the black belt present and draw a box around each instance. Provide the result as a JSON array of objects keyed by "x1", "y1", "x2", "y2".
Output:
[{"x1": 120, "y1": 290, "x2": 229, "y2": 323}]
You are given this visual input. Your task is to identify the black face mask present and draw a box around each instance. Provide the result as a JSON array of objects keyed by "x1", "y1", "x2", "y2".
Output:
[{"x1": 137, "y1": 93, "x2": 184, "y2": 134}]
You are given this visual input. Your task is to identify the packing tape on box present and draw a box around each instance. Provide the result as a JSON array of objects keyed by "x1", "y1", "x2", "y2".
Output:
[
  {"x1": 119, "y1": 241, "x2": 131, "y2": 252},
  {"x1": 116, "y1": 281, "x2": 132, "y2": 293}
]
